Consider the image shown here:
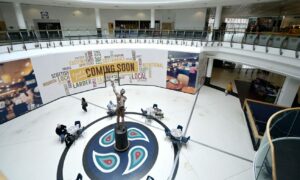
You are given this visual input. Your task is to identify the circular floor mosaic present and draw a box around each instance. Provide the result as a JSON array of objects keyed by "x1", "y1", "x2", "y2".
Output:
[{"x1": 82, "y1": 122, "x2": 159, "y2": 180}]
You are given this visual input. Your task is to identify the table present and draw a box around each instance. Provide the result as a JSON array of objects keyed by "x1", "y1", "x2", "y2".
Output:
[
  {"x1": 167, "y1": 76, "x2": 184, "y2": 90},
  {"x1": 171, "y1": 129, "x2": 182, "y2": 140}
]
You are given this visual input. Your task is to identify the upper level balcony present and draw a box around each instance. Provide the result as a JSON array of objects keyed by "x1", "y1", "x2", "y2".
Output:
[{"x1": 0, "y1": 29, "x2": 299, "y2": 79}]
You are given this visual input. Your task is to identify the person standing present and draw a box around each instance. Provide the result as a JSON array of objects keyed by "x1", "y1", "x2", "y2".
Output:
[
  {"x1": 225, "y1": 82, "x2": 233, "y2": 96},
  {"x1": 81, "y1": 98, "x2": 88, "y2": 112}
]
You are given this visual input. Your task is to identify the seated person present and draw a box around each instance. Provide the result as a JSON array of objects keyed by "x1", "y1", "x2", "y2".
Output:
[
  {"x1": 68, "y1": 121, "x2": 83, "y2": 137},
  {"x1": 107, "y1": 101, "x2": 117, "y2": 116},
  {"x1": 65, "y1": 121, "x2": 84, "y2": 147},
  {"x1": 152, "y1": 104, "x2": 164, "y2": 118},
  {"x1": 56, "y1": 124, "x2": 67, "y2": 143},
  {"x1": 141, "y1": 104, "x2": 164, "y2": 119},
  {"x1": 165, "y1": 125, "x2": 190, "y2": 144},
  {"x1": 141, "y1": 107, "x2": 154, "y2": 117}
]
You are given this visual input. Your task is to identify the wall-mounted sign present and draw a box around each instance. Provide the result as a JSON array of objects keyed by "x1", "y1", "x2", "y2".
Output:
[{"x1": 40, "y1": 10, "x2": 49, "y2": 19}]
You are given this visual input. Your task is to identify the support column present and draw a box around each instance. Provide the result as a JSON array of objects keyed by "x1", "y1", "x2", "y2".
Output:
[
  {"x1": 205, "y1": 58, "x2": 214, "y2": 85},
  {"x1": 277, "y1": 77, "x2": 300, "y2": 107},
  {"x1": 13, "y1": 2, "x2": 28, "y2": 40},
  {"x1": 95, "y1": 8, "x2": 102, "y2": 37},
  {"x1": 213, "y1": 6, "x2": 222, "y2": 30},
  {"x1": 13, "y1": 2, "x2": 26, "y2": 30},
  {"x1": 150, "y1": 9, "x2": 155, "y2": 29}
]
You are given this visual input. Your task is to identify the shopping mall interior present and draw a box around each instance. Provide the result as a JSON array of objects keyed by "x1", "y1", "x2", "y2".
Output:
[{"x1": 0, "y1": 0, "x2": 299, "y2": 180}]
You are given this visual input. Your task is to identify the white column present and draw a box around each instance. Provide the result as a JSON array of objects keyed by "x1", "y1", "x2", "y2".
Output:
[
  {"x1": 95, "y1": 8, "x2": 101, "y2": 29},
  {"x1": 13, "y1": 2, "x2": 26, "y2": 29},
  {"x1": 213, "y1": 6, "x2": 222, "y2": 29},
  {"x1": 206, "y1": 58, "x2": 214, "y2": 78},
  {"x1": 277, "y1": 77, "x2": 300, "y2": 107},
  {"x1": 150, "y1": 9, "x2": 155, "y2": 29}
]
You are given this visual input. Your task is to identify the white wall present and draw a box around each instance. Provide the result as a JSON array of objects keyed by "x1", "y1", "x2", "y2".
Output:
[
  {"x1": 0, "y1": 7, "x2": 4, "y2": 21},
  {"x1": 0, "y1": 3, "x2": 206, "y2": 31},
  {"x1": 0, "y1": 3, "x2": 18, "y2": 30},
  {"x1": 100, "y1": 9, "x2": 150, "y2": 30},
  {"x1": 173, "y1": 8, "x2": 206, "y2": 30},
  {"x1": 100, "y1": 8, "x2": 207, "y2": 30},
  {"x1": 21, "y1": 4, "x2": 96, "y2": 30}
]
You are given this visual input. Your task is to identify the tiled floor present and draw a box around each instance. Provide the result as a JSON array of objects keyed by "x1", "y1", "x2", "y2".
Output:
[{"x1": 0, "y1": 85, "x2": 255, "y2": 180}]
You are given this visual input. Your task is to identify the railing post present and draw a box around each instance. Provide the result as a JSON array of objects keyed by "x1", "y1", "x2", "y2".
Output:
[
  {"x1": 19, "y1": 30, "x2": 24, "y2": 44},
  {"x1": 33, "y1": 30, "x2": 38, "y2": 43},
  {"x1": 19, "y1": 31, "x2": 27, "y2": 50},
  {"x1": 6, "y1": 31, "x2": 13, "y2": 51},
  {"x1": 206, "y1": 31, "x2": 209, "y2": 46},
  {"x1": 280, "y1": 37, "x2": 288, "y2": 55},
  {"x1": 78, "y1": 29, "x2": 81, "y2": 44},
  {"x1": 33, "y1": 30, "x2": 40, "y2": 48},
  {"x1": 230, "y1": 31, "x2": 235, "y2": 48},
  {"x1": 200, "y1": 31, "x2": 203, "y2": 46},
  {"x1": 58, "y1": 29, "x2": 62, "y2": 46},
  {"x1": 128, "y1": 29, "x2": 130, "y2": 38},
  {"x1": 241, "y1": 32, "x2": 246, "y2": 49},
  {"x1": 85, "y1": 29, "x2": 89, "y2": 44},
  {"x1": 253, "y1": 33, "x2": 259, "y2": 51},
  {"x1": 46, "y1": 30, "x2": 50, "y2": 42},
  {"x1": 296, "y1": 40, "x2": 300, "y2": 58},
  {"x1": 266, "y1": 35, "x2": 272, "y2": 53},
  {"x1": 211, "y1": 30, "x2": 215, "y2": 46},
  {"x1": 218, "y1": 30, "x2": 222, "y2": 46},
  {"x1": 68, "y1": 30, "x2": 72, "y2": 45}
]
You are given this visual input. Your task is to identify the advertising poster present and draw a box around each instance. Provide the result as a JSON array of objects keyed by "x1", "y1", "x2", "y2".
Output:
[
  {"x1": 0, "y1": 59, "x2": 43, "y2": 124},
  {"x1": 196, "y1": 52, "x2": 208, "y2": 89},
  {"x1": 31, "y1": 49, "x2": 168, "y2": 103},
  {"x1": 167, "y1": 51, "x2": 201, "y2": 94}
]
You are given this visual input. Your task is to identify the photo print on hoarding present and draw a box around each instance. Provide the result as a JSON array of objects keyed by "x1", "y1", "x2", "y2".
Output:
[
  {"x1": 0, "y1": 59, "x2": 43, "y2": 124},
  {"x1": 167, "y1": 51, "x2": 200, "y2": 94}
]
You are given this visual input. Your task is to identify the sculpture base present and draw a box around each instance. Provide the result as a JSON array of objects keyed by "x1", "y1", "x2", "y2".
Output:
[{"x1": 114, "y1": 124, "x2": 130, "y2": 152}]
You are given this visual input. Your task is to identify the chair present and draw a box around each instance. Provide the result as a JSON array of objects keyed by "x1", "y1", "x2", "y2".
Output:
[
  {"x1": 181, "y1": 136, "x2": 190, "y2": 144},
  {"x1": 76, "y1": 173, "x2": 83, "y2": 180},
  {"x1": 177, "y1": 74, "x2": 189, "y2": 87},
  {"x1": 13, "y1": 103, "x2": 28, "y2": 116},
  {"x1": 165, "y1": 129, "x2": 171, "y2": 137},
  {"x1": 65, "y1": 134, "x2": 75, "y2": 147},
  {"x1": 75, "y1": 121, "x2": 81, "y2": 128},
  {"x1": 177, "y1": 125, "x2": 183, "y2": 131},
  {"x1": 146, "y1": 175, "x2": 155, "y2": 180}
]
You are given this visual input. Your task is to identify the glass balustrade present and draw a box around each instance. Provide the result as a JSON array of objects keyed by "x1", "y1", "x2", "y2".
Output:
[
  {"x1": 254, "y1": 108, "x2": 300, "y2": 180},
  {"x1": 0, "y1": 29, "x2": 299, "y2": 56}
]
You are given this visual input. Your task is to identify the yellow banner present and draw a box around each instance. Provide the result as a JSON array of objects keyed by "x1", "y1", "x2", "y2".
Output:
[{"x1": 69, "y1": 61, "x2": 138, "y2": 83}]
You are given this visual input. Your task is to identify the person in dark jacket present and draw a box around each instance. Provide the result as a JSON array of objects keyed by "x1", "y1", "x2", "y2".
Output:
[
  {"x1": 81, "y1": 98, "x2": 88, "y2": 112},
  {"x1": 56, "y1": 124, "x2": 67, "y2": 143}
]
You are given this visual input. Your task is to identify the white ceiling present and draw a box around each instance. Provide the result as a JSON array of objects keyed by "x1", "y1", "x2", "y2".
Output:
[{"x1": 0, "y1": 0, "x2": 283, "y2": 9}]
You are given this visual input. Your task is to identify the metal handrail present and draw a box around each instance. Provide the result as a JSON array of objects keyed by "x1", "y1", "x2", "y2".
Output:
[
  {"x1": 0, "y1": 29, "x2": 299, "y2": 57},
  {"x1": 266, "y1": 107, "x2": 300, "y2": 180}
]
